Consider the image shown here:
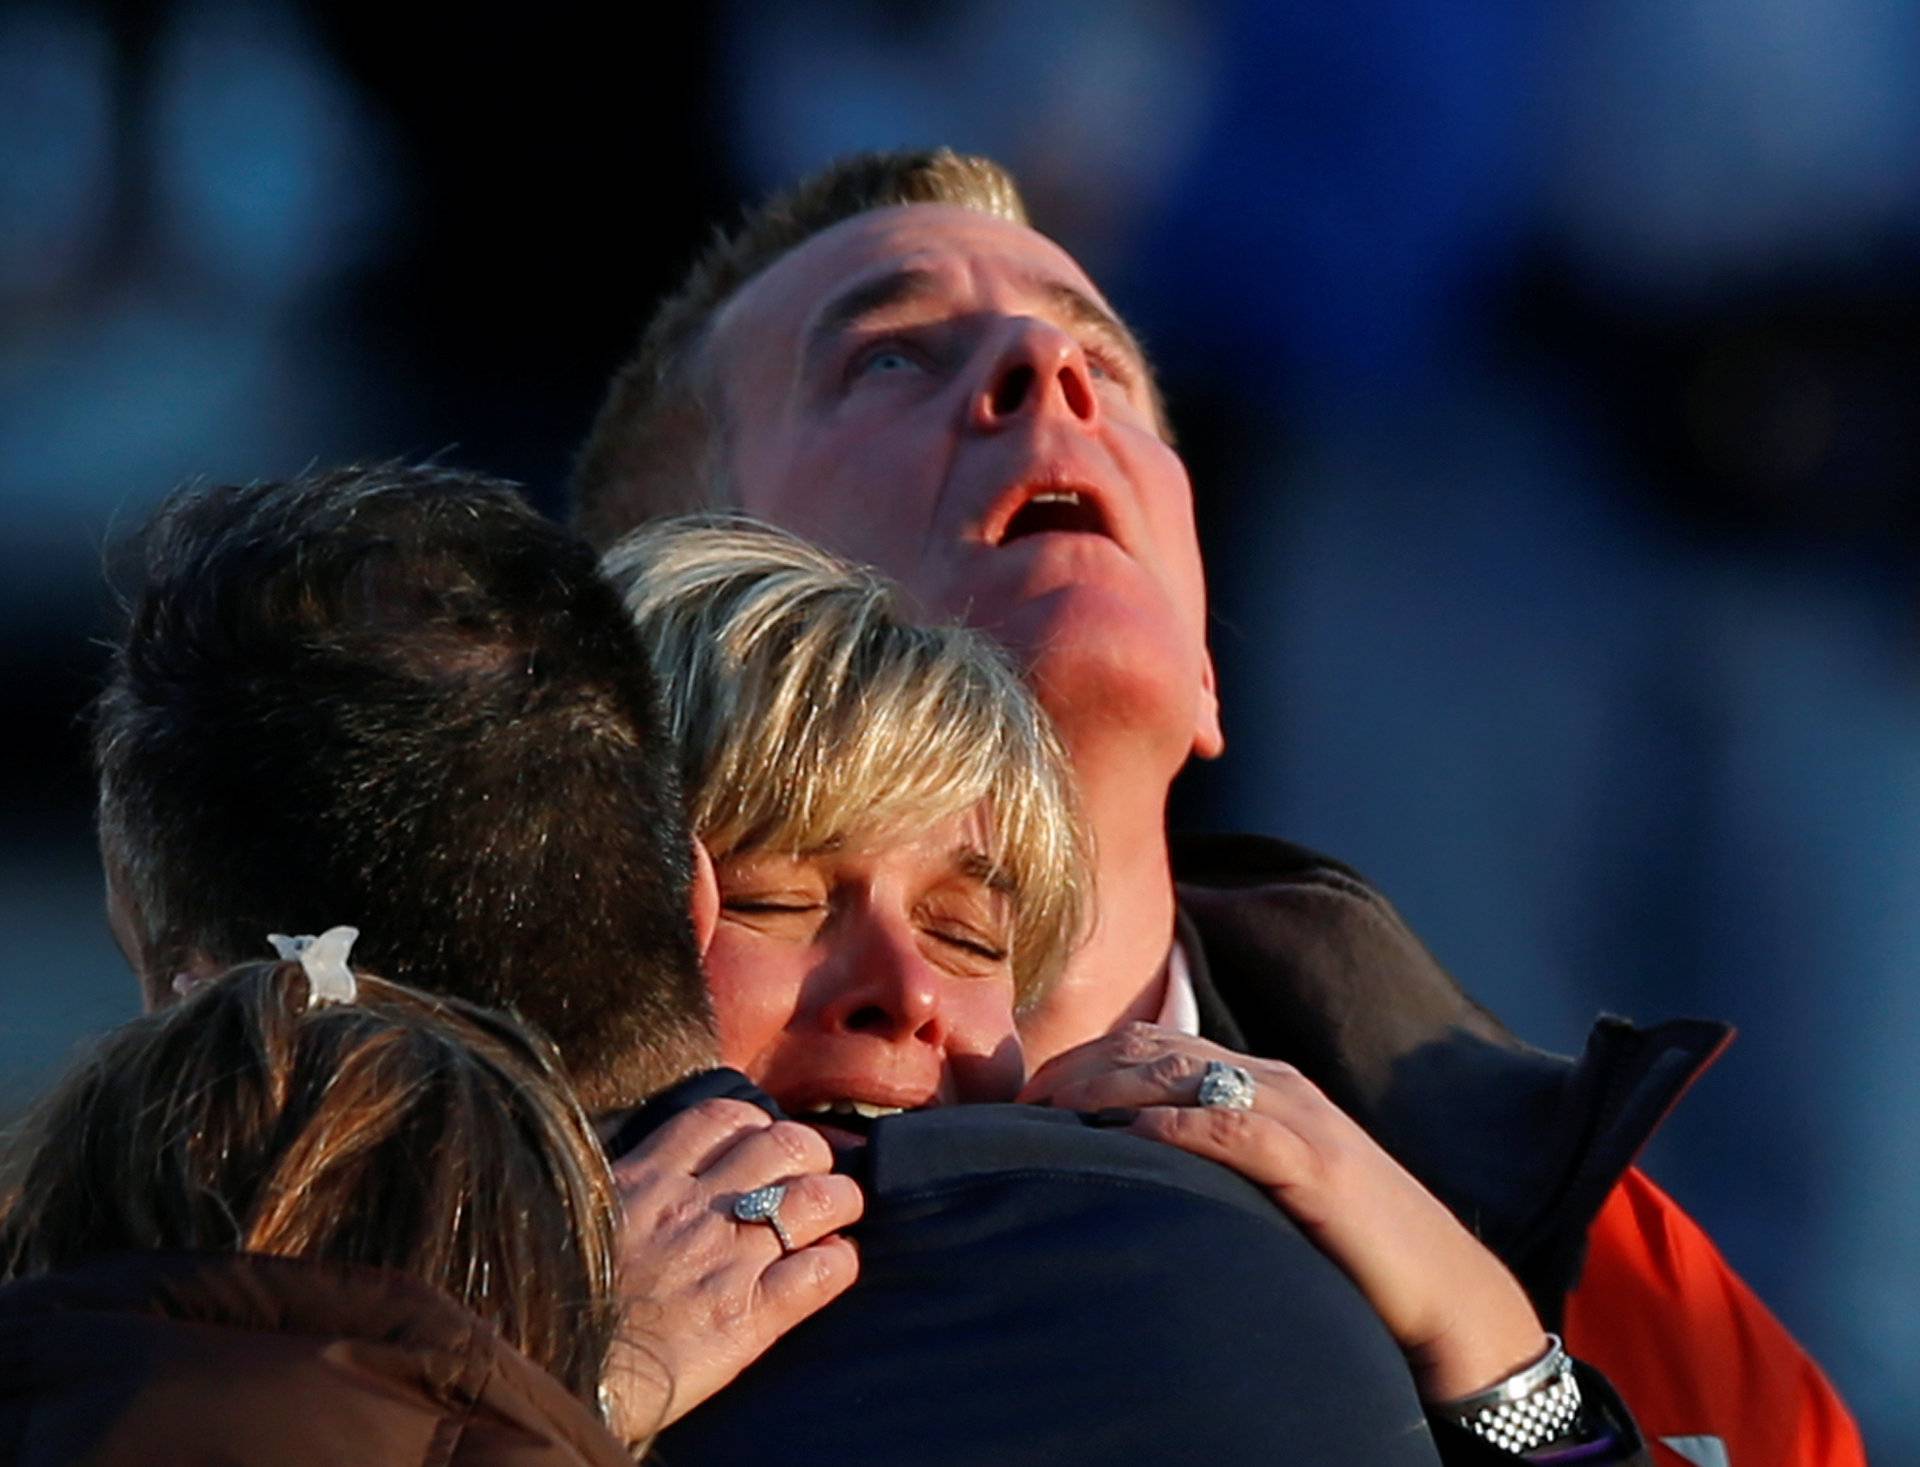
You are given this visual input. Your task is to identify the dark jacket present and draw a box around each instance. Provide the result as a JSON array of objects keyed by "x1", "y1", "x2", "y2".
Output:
[
  {"x1": 638, "y1": 1077, "x2": 1647, "y2": 1467},
  {"x1": 660, "y1": 1095, "x2": 1444, "y2": 1467},
  {"x1": 1171, "y1": 831, "x2": 1733, "y2": 1325},
  {"x1": 0, "y1": 1251, "x2": 631, "y2": 1467}
]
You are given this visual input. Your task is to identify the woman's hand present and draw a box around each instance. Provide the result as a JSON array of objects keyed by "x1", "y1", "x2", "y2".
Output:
[
  {"x1": 1022, "y1": 1023, "x2": 1546, "y2": 1403},
  {"x1": 603, "y1": 1098, "x2": 863, "y2": 1439}
]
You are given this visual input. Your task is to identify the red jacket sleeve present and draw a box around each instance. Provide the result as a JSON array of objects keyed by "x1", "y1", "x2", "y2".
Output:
[{"x1": 1563, "y1": 1167, "x2": 1865, "y2": 1467}]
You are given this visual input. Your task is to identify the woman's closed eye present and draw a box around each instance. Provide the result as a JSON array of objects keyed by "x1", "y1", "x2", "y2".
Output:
[
  {"x1": 917, "y1": 890, "x2": 1013, "y2": 972},
  {"x1": 927, "y1": 924, "x2": 1009, "y2": 964},
  {"x1": 720, "y1": 893, "x2": 828, "y2": 936},
  {"x1": 723, "y1": 895, "x2": 821, "y2": 912}
]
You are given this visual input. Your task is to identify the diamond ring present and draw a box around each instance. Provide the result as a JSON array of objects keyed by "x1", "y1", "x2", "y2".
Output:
[
  {"x1": 732, "y1": 1182, "x2": 795, "y2": 1253},
  {"x1": 1196, "y1": 1059, "x2": 1257, "y2": 1111}
]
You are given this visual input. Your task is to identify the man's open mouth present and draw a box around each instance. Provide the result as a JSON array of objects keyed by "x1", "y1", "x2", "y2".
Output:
[{"x1": 992, "y1": 483, "x2": 1114, "y2": 544}]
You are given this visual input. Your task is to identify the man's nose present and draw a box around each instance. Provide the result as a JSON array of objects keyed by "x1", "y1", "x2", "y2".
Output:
[
  {"x1": 819, "y1": 918, "x2": 946, "y2": 1045},
  {"x1": 971, "y1": 319, "x2": 1098, "y2": 432}
]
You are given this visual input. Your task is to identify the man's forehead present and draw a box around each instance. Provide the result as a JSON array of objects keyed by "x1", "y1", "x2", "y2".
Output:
[{"x1": 713, "y1": 203, "x2": 1112, "y2": 353}]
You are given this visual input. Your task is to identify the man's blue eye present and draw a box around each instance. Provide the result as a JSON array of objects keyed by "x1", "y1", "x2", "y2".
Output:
[
  {"x1": 1084, "y1": 348, "x2": 1127, "y2": 385},
  {"x1": 859, "y1": 348, "x2": 915, "y2": 375}
]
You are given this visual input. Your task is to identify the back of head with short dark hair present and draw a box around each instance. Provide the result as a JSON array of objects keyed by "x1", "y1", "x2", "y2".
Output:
[{"x1": 95, "y1": 463, "x2": 715, "y2": 1109}]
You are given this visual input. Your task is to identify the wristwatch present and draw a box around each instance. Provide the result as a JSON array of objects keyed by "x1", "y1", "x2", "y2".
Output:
[{"x1": 1432, "y1": 1333, "x2": 1584, "y2": 1455}]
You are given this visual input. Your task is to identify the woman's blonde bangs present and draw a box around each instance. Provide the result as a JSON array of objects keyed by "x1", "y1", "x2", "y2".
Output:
[{"x1": 606, "y1": 517, "x2": 1089, "y2": 1002}]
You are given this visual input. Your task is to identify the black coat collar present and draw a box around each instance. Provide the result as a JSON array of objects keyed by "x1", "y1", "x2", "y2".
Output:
[{"x1": 1171, "y1": 831, "x2": 1732, "y2": 1320}]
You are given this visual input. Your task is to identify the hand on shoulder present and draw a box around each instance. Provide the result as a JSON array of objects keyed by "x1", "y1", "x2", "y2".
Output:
[
  {"x1": 1023, "y1": 1023, "x2": 1546, "y2": 1402},
  {"x1": 603, "y1": 1098, "x2": 863, "y2": 1438}
]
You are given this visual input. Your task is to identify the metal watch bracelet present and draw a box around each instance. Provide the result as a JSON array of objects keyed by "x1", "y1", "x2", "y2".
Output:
[{"x1": 1433, "y1": 1333, "x2": 1584, "y2": 1456}]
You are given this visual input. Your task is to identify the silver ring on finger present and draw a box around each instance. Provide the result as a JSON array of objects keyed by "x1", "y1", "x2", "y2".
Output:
[
  {"x1": 1196, "y1": 1059, "x2": 1257, "y2": 1111},
  {"x1": 732, "y1": 1182, "x2": 795, "y2": 1253}
]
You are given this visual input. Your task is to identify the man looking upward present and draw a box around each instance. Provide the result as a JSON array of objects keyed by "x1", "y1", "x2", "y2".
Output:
[
  {"x1": 573, "y1": 151, "x2": 1862, "y2": 1465},
  {"x1": 578, "y1": 160, "x2": 1213, "y2": 1065}
]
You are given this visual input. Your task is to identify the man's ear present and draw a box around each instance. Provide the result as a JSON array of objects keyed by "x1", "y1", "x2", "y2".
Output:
[
  {"x1": 102, "y1": 843, "x2": 236, "y2": 1008},
  {"x1": 688, "y1": 838, "x2": 720, "y2": 956},
  {"x1": 1191, "y1": 648, "x2": 1224, "y2": 760},
  {"x1": 102, "y1": 851, "x2": 143, "y2": 976},
  {"x1": 102, "y1": 844, "x2": 167, "y2": 1009}
]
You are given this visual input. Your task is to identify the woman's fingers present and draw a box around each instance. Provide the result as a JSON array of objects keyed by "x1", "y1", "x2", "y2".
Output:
[
  {"x1": 1044, "y1": 1052, "x2": 1256, "y2": 1113},
  {"x1": 726, "y1": 1171, "x2": 865, "y2": 1256},
  {"x1": 1026, "y1": 1026, "x2": 1325, "y2": 1131},
  {"x1": 697, "y1": 1117, "x2": 834, "y2": 1195},
  {"x1": 1021, "y1": 1022, "x2": 1279, "y2": 1106},
  {"x1": 754, "y1": 1232, "x2": 861, "y2": 1327},
  {"x1": 1124, "y1": 1102, "x2": 1321, "y2": 1195},
  {"x1": 614, "y1": 1096, "x2": 782, "y2": 1179},
  {"x1": 608, "y1": 1102, "x2": 865, "y2": 1431},
  {"x1": 1019, "y1": 1021, "x2": 1191, "y2": 1102},
  {"x1": 625, "y1": 1223, "x2": 862, "y2": 1430}
]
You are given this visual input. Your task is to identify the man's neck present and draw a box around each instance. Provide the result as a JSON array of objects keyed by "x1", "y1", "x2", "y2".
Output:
[{"x1": 1018, "y1": 739, "x2": 1181, "y2": 1070}]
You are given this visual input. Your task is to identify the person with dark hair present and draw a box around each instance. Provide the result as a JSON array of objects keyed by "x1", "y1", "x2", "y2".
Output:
[
  {"x1": 572, "y1": 149, "x2": 1864, "y2": 1465},
  {"x1": 90, "y1": 463, "x2": 864, "y2": 1425},
  {"x1": 95, "y1": 462, "x2": 711, "y2": 1110}
]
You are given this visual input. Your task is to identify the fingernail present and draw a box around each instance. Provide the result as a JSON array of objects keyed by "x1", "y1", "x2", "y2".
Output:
[{"x1": 1088, "y1": 1106, "x2": 1140, "y2": 1127}]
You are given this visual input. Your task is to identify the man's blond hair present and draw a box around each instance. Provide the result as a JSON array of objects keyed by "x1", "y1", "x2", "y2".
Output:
[
  {"x1": 603, "y1": 516, "x2": 1090, "y2": 1006},
  {"x1": 572, "y1": 149, "x2": 1032, "y2": 549}
]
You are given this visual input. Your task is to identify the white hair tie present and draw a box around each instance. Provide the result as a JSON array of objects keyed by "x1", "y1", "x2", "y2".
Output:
[{"x1": 267, "y1": 925, "x2": 361, "y2": 1009}]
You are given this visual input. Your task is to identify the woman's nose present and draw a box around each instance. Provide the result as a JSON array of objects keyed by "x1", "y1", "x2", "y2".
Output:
[{"x1": 818, "y1": 915, "x2": 945, "y2": 1045}]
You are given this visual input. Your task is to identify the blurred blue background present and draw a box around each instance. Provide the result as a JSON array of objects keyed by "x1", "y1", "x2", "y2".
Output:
[{"x1": 3, "y1": 2, "x2": 1915, "y2": 1454}]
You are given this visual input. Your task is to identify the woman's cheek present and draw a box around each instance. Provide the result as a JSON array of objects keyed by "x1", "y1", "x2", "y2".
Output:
[
  {"x1": 944, "y1": 983, "x2": 1025, "y2": 1100},
  {"x1": 703, "y1": 931, "x2": 806, "y2": 1075}
]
